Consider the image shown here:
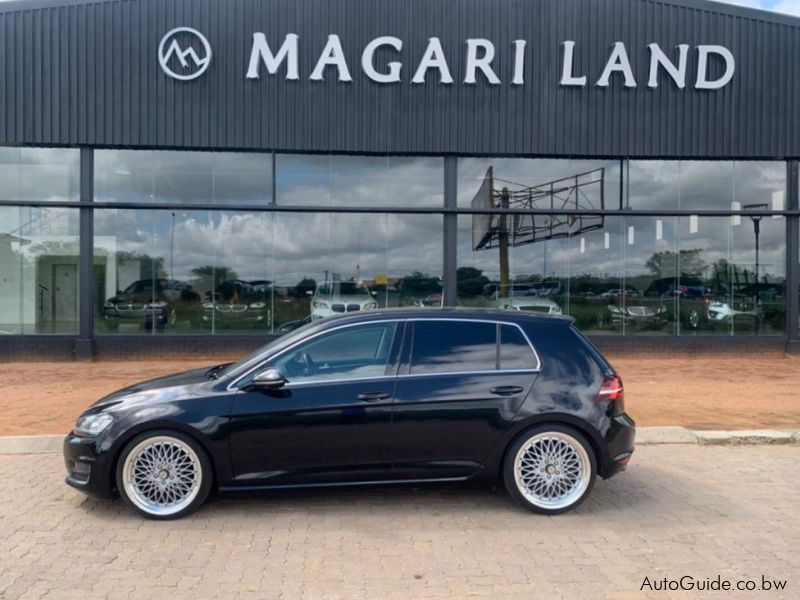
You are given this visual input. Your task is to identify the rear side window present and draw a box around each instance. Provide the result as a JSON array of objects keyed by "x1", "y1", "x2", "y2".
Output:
[
  {"x1": 410, "y1": 321, "x2": 497, "y2": 374},
  {"x1": 409, "y1": 320, "x2": 538, "y2": 374},
  {"x1": 500, "y1": 324, "x2": 537, "y2": 370}
]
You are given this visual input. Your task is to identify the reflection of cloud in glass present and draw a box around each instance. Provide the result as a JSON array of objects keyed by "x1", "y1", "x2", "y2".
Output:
[
  {"x1": 0, "y1": 148, "x2": 79, "y2": 202},
  {"x1": 95, "y1": 209, "x2": 443, "y2": 289},
  {"x1": 277, "y1": 155, "x2": 444, "y2": 207}
]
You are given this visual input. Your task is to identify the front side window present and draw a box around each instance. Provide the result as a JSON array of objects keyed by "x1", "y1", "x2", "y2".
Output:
[
  {"x1": 272, "y1": 322, "x2": 398, "y2": 383},
  {"x1": 410, "y1": 321, "x2": 498, "y2": 374}
]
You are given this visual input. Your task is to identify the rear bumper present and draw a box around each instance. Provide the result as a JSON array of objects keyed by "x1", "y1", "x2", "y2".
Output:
[
  {"x1": 600, "y1": 413, "x2": 636, "y2": 479},
  {"x1": 63, "y1": 433, "x2": 115, "y2": 499}
]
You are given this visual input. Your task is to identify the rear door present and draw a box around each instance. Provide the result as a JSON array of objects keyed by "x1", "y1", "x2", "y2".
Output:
[{"x1": 388, "y1": 319, "x2": 539, "y2": 480}]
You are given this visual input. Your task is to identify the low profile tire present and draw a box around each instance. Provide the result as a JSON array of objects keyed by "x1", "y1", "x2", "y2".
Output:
[
  {"x1": 503, "y1": 424, "x2": 596, "y2": 515},
  {"x1": 115, "y1": 430, "x2": 213, "y2": 520}
]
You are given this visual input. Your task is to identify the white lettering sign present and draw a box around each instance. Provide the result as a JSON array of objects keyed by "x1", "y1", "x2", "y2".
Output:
[{"x1": 160, "y1": 28, "x2": 738, "y2": 92}]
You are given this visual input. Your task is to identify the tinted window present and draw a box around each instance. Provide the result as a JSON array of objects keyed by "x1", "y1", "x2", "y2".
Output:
[
  {"x1": 500, "y1": 325, "x2": 537, "y2": 370},
  {"x1": 410, "y1": 321, "x2": 497, "y2": 374},
  {"x1": 273, "y1": 323, "x2": 398, "y2": 382}
]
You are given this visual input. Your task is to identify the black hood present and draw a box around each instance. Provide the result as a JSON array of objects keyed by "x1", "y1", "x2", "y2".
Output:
[{"x1": 90, "y1": 366, "x2": 216, "y2": 409}]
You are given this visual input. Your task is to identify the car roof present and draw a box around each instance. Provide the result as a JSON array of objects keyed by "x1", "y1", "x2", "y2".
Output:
[{"x1": 312, "y1": 307, "x2": 574, "y2": 329}]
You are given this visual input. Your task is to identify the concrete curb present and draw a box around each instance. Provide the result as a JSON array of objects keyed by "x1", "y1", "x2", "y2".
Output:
[
  {"x1": 0, "y1": 428, "x2": 798, "y2": 454},
  {"x1": 0, "y1": 435, "x2": 63, "y2": 455}
]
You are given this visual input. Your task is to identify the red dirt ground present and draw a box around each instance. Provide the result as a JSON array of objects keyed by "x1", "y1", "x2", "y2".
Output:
[{"x1": 1, "y1": 355, "x2": 799, "y2": 435}]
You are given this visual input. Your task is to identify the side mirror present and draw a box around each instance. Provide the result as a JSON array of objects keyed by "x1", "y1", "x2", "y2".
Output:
[{"x1": 246, "y1": 368, "x2": 287, "y2": 391}]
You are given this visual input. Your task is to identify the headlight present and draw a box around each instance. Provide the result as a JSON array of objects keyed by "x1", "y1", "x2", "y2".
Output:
[
  {"x1": 75, "y1": 413, "x2": 113, "y2": 436},
  {"x1": 552, "y1": 306, "x2": 563, "y2": 314},
  {"x1": 104, "y1": 302, "x2": 115, "y2": 309},
  {"x1": 363, "y1": 302, "x2": 378, "y2": 309},
  {"x1": 146, "y1": 302, "x2": 167, "y2": 311},
  {"x1": 312, "y1": 301, "x2": 329, "y2": 309},
  {"x1": 249, "y1": 302, "x2": 266, "y2": 309},
  {"x1": 203, "y1": 302, "x2": 215, "y2": 309}
]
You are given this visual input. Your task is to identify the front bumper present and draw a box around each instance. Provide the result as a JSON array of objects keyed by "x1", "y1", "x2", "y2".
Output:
[
  {"x1": 104, "y1": 310, "x2": 167, "y2": 326},
  {"x1": 63, "y1": 433, "x2": 115, "y2": 499},
  {"x1": 201, "y1": 311, "x2": 268, "y2": 326},
  {"x1": 601, "y1": 413, "x2": 636, "y2": 479}
]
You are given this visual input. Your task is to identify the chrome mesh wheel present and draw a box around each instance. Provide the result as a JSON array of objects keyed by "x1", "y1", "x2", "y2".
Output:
[
  {"x1": 513, "y1": 431, "x2": 591, "y2": 510},
  {"x1": 121, "y1": 436, "x2": 202, "y2": 517}
]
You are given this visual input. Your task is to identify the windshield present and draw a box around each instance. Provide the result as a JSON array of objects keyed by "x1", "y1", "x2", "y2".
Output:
[
  {"x1": 219, "y1": 318, "x2": 323, "y2": 380},
  {"x1": 122, "y1": 281, "x2": 151, "y2": 294},
  {"x1": 316, "y1": 282, "x2": 371, "y2": 298}
]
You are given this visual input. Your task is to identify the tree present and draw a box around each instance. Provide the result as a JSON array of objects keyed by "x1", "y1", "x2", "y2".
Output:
[
  {"x1": 190, "y1": 265, "x2": 238, "y2": 291},
  {"x1": 645, "y1": 249, "x2": 707, "y2": 278},
  {"x1": 399, "y1": 271, "x2": 441, "y2": 295},
  {"x1": 457, "y1": 266, "x2": 490, "y2": 298},
  {"x1": 295, "y1": 277, "x2": 317, "y2": 296}
]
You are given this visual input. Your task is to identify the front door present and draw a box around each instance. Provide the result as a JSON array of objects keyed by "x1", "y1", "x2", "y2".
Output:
[
  {"x1": 388, "y1": 319, "x2": 538, "y2": 480},
  {"x1": 52, "y1": 264, "x2": 78, "y2": 326},
  {"x1": 228, "y1": 321, "x2": 403, "y2": 486}
]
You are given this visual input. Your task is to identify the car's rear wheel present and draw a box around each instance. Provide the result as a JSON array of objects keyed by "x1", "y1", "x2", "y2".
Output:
[
  {"x1": 116, "y1": 430, "x2": 212, "y2": 519},
  {"x1": 504, "y1": 425, "x2": 596, "y2": 515}
]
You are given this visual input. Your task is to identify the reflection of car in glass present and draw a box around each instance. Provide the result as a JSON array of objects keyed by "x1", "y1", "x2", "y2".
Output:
[
  {"x1": 599, "y1": 288, "x2": 639, "y2": 299},
  {"x1": 496, "y1": 296, "x2": 562, "y2": 315},
  {"x1": 310, "y1": 281, "x2": 378, "y2": 320},
  {"x1": 201, "y1": 280, "x2": 270, "y2": 329},
  {"x1": 483, "y1": 281, "x2": 561, "y2": 299},
  {"x1": 644, "y1": 276, "x2": 711, "y2": 299},
  {"x1": 103, "y1": 279, "x2": 200, "y2": 331},
  {"x1": 64, "y1": 309, "x2": 635, "y2": 519},
  {"x1": 706, "y1": 297, "x2": 760, "y2": 323},
  {"x1": 414, "y1": 292, "x2": 443, "y2": 308},
  {"x1": 606, "y1": 304, "x2": 668, "y2": 327},
  {"x1": 276, "y1": 315, "x2": 312, "y2": 335}
]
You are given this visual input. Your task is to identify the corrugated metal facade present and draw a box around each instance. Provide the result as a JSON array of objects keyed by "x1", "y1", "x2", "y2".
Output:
[{"x1": 1, "y1": 0, "x2": 799, "y2": 158}]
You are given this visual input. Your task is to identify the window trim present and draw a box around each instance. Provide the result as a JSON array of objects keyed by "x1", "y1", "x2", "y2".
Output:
[{"x1": 404, "y1": 317, "x2": 541, "y2": 376}]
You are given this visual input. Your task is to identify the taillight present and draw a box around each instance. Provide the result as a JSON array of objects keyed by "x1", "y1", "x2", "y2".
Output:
[{"x1": 596, "y1": 374, "x2": 624, "y2": 403}]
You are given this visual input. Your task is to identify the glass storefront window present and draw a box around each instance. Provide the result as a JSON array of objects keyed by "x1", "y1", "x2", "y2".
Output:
[
  {"x1": 93, "y1": 209, "x2": 443, "y2": 335},
  {"x1": 94, "y1": 150, "x2": 272, "y2": 205},
  {"x1": 0, "y1": 147, "x2": 80, "y2": 202},
  {"x1": 276, "y1": 155, "x2": 444, "y2": 207},
  {"x1": 628, "y1": 161, "x2": 785, "y2": 211},
  {"x1": 460, "y1": 159, "x2": 787, "y2": 336},
  {"x1": 458, "y1": 158, "x2": 621, "y2": 208},
  {"x1": 0, "y1": 206, "x2": 80, "y2": 333}
]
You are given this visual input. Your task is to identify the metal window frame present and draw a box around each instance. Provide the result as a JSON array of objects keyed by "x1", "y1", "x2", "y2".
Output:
[{"x1": 2, "y1": 151, "x2": 799, "y2": 357}]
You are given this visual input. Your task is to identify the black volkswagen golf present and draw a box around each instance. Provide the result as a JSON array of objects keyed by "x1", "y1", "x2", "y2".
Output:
[{"x1": 64, "y1": 309, "x2": 635, "y2": 519}]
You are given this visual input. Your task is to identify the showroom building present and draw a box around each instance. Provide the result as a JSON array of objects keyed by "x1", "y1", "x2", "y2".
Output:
[{"x1": 0, "y1": 0, "x2": 799, "y2": 359}]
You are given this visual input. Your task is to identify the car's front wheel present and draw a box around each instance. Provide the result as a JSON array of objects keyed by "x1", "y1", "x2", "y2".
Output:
[
  {"x1": 116, "y1": 430, "x2": 213, "y2": 519},
  {"x1": 504, "y1": 425, "x2": 596, "y2": 515}
]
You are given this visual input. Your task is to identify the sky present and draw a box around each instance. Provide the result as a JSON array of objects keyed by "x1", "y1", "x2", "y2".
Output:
[{"x1": 723, "y1": 0, "x2": 800, "y2": 16}]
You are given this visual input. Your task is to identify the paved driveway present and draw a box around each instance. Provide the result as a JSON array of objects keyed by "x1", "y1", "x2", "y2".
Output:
[{"x1": 1, "y1": 445, "x2": 798, "y2": 599}]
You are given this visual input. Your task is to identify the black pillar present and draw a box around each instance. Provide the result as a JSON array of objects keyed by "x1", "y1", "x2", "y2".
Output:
[
  {"x1": 787, "y1": 161, "x2": 800, "y2": 354},
  {"x1": 74, "y1": 148, "x2": 94, "y2": 360},
  {"x1": 443, "y1": 156, "x2": 458, "y2": 307}
]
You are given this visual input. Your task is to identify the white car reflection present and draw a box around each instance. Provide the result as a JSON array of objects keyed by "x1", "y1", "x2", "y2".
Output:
[
  {"x1": 310, "y1": 282, "x2": 379, "y2": 320},
  {"x1": 496, "y1": 296, "x2": 562, "y2": 315},
  {"x1": 707, "y1": 300, "x2": 759, "y2": 322}
]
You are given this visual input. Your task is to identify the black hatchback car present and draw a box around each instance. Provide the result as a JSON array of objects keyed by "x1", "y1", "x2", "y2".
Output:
[{"x1": 64, "y1": 309, "x2": 635, "y2": 519}]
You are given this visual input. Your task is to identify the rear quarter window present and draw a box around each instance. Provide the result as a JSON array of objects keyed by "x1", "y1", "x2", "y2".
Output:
[{"x1": 500, "y1": 324, "x2": 538, "y2": 370}]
